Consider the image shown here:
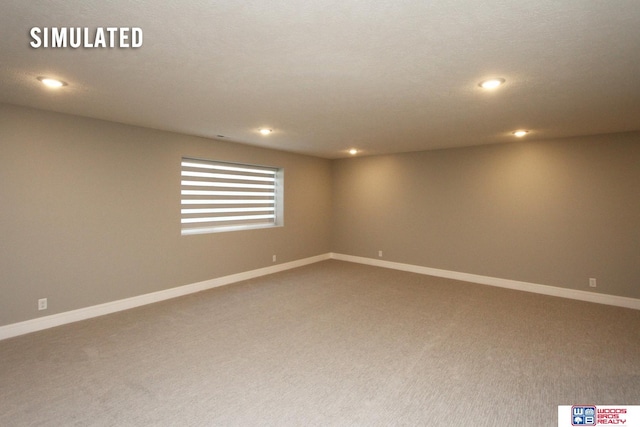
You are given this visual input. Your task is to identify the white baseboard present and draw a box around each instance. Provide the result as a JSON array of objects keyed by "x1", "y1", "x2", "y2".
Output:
[
  {"x1": 0, "y1": 253, "x2": 331, "y2": 341},
  {"x1": 330, "y1": 253, "x2": 640, "y2": 311},
  {"x1": 3, "y1": 252, "x2": 637, "y2": 341}
]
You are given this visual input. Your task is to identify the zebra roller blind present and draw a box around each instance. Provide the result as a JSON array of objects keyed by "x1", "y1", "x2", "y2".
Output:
[{"x1": 181, "y1": 158, "x2": 282, "y2": 235}]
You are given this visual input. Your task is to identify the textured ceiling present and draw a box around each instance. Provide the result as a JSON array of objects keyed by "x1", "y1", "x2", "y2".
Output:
[{"x1": 1, "y1": 0, "x2": 639, "y2": 158}]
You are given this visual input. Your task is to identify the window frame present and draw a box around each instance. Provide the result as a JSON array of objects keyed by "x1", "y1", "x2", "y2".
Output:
[{"x1": 180, "y1": 157, "x2": 283, "y2": 235}]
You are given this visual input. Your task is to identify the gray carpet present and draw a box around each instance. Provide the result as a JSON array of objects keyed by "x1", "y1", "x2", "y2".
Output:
[{"x1": 1, "y1": 260, "x2": 639, "y2": 426}]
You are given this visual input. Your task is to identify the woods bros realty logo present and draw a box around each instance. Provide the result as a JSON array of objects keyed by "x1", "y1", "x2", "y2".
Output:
[
  {"x1": 30, "y1": 27, "x2": 143, "y2": 48},
  {"x1": 558, "y1": 405, "x2": 640, "y2": 426}
]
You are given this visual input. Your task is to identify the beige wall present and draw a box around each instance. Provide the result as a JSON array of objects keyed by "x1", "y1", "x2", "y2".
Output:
[
  {"x1": 0, "y1": 104, "x2": 332, "y2": 326},
  {"x1": 332, "y1": 132, "x2": 640, "y2": 299},
  {"x1": 2, "y1": 103, "x2": 639, "y2": 328}
]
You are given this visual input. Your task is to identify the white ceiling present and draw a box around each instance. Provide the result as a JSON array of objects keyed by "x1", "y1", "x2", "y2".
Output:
[{"x1": 1, "y1": 0, "x2": 639, "y2": 158}]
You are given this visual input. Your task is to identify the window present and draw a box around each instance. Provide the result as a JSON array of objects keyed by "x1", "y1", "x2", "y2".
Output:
[{"x1": 181, "y1": 157, "x2": 283, "y2": 235}]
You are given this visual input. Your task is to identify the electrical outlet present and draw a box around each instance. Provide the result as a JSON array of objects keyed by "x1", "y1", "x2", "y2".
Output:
[
  {"x1": 378, "y1": 250, "x2": 383, "y2": 258},
  {"x1": 38, "y1": 298, "x2": 47, "y2": 310},
  {"x1": 589, "y1": 278, "x2": 597, "y2": 288},
  {"x1": 272, "y1": 254, "x2": 277, "y2": 263}
]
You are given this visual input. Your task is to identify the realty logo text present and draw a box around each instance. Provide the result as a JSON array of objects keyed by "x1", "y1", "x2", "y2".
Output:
[{"x1": 572, "y1": 405, "x2": 628, "y2": 425}]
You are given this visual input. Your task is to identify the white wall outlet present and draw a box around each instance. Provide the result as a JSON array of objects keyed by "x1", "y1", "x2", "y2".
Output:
[
  {"x1": 38, "y1": 298, "x2": 47, "y2": 310},
  {"x1": 378, "y1": 250, "x2": 383, "y2": 258},
  {"x1": 272, "y1": 254, "x2": 277, "y2": 263},
  {"x1": 589, "y1": 278, "x2": 597, "y2": 288}
]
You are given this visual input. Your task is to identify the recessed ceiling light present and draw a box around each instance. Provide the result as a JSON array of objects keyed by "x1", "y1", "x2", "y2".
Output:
[
  {"x1": 513, "y1": 130, "x2": 529, "y2": 137},
  {"x1": 259, "y1": 128, "x2": 272, "y2": 136},
  {"x1": 479, "y1": 78, "x2": 505, "y2": 89},
  {"x1": 37, "y1": 76, "x2": 67, "y2": 88},
  {"x1": 349, "y1": 149, "x2": 358, "y2": 155}
]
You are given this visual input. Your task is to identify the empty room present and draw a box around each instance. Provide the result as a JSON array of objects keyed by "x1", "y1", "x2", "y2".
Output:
[{"x1": 1, "y1": 2, "x2": 639, "y2": 426}]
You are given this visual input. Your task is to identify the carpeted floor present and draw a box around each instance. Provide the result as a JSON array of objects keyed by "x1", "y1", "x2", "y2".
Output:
[{"x1": 1, "y1": 260, "x2": 639, "y2": 426}]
